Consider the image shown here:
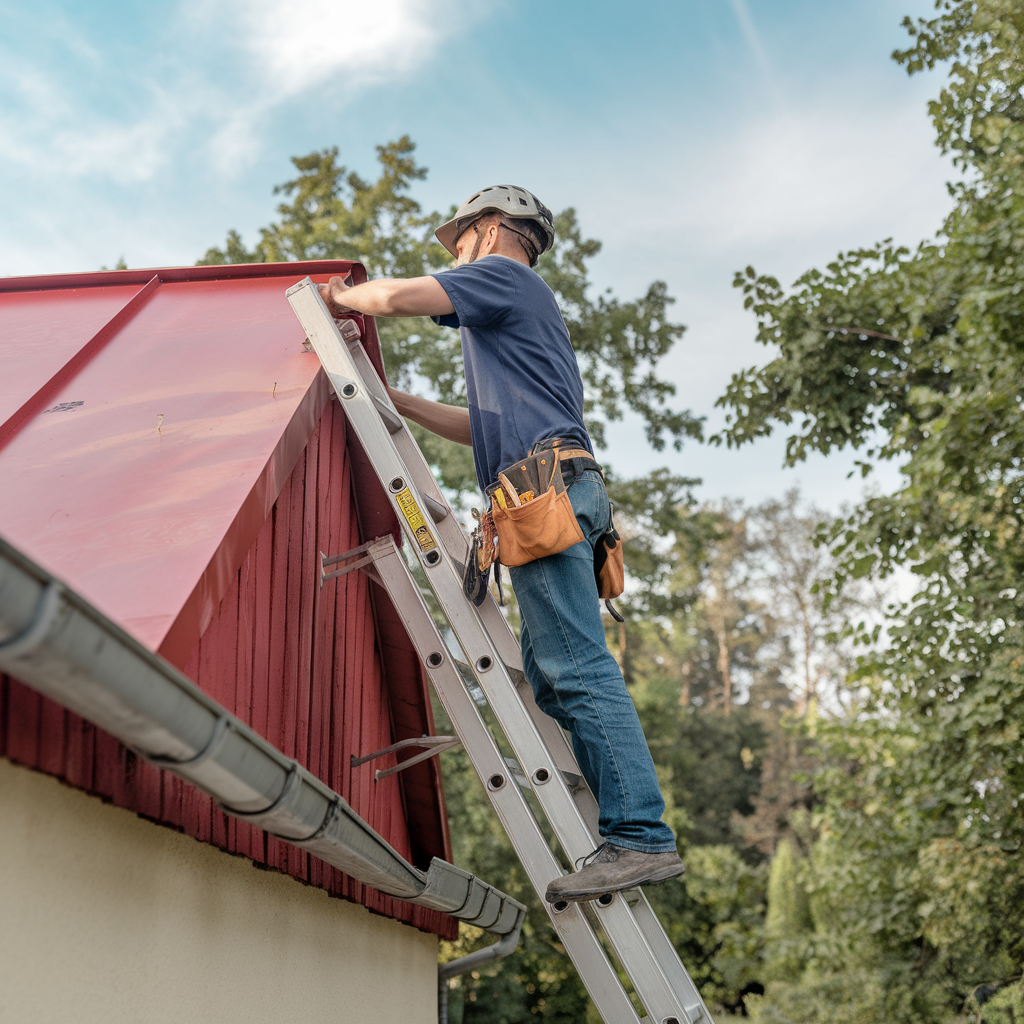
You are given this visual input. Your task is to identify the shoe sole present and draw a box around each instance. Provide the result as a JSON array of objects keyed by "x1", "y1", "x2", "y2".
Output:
[{"x1": 545, "y1": 863, "x2": 685, "y2": 904}]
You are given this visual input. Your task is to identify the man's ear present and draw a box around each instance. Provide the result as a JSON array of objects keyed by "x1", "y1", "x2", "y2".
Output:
[{"x1": 483, "y1": 220, "x2": 502, "y2": 249}]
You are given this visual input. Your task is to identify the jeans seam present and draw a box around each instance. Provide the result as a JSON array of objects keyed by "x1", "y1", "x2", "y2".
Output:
[{"x1": 534, "y1": 553, "x2": 633, "y2": 831}]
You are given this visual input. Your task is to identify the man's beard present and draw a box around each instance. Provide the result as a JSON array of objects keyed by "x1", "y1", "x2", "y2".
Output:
[{"x1": 455, "y1": 225, "x2": 485, "y2": 266}]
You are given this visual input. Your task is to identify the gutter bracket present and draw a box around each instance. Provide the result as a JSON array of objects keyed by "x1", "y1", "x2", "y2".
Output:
[
  {"x1": 0, "y1": 580, "x2": 63, "y2": 659},
  {"x1": 222, "y1": 760, "x2": 303, "y2": 822},
  {"x1": 147, "y1": 714, "x2": 231, "y2": 769}
]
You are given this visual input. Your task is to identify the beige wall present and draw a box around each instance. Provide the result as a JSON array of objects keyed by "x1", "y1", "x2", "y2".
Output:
[{"x1": 0, "y1": 758, "x2": 438, "y2": 1024}]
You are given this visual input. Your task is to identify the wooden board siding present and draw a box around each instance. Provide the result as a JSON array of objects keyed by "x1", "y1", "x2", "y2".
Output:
[{"x1": 0, "y1": 399, "x2": 456, "y2": 940}]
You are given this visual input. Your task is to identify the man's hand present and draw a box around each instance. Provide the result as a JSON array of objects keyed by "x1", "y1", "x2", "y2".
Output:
[{"x1": 319, "y1": 273, "x2": 356, "y2": 315}]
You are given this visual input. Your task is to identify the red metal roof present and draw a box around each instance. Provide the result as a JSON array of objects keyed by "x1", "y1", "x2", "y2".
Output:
[
  {"x1": 0, "y1": 263, "x2": 454, "y2": 936},
  {"x1": 0, "y1": 264, "x2": 359, "y2": 664}
]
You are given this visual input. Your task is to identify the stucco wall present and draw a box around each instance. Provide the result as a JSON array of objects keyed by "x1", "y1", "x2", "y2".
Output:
[{"x1": 0, "y1": 758, "x2": 438, "y2": 1024}]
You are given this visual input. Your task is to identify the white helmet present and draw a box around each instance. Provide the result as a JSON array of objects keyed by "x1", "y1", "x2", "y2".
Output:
[{"x1": 435, "y1": 185, "x2": 555, "y2": 262}]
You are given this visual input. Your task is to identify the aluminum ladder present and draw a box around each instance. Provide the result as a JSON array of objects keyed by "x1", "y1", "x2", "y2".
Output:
[{"x1": 286, "y1": 278, "x2": 715, "y2": 1024}]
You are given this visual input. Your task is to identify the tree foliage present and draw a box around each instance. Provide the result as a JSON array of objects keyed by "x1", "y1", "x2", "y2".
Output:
[
  {"x1": 199, "y1": 136, "x2": 700, "y2": 496},
  {"x1": 715, "y1": 2, "x2": 1024, "y2": 1019}
]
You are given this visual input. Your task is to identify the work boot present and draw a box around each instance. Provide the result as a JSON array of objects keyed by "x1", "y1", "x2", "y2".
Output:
[{"x1": 544, "y1": 842, "x2": 685, "y2": 904}]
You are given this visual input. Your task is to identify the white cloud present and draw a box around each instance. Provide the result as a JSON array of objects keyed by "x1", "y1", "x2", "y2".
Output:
[
  {"x1": 729, "y1": 0, "x2": 781, "y2": 106},
  {"x1": 683, "y1": 102, "x2": 952, "y2": 254},
  {"x1": 0, "y1": 0, "x2": 465, "y2": 187},
  {"x1": 0, "y1": 59, "x2": 173, "y2": 182},
  {"x1": 216, "y1": 0, "x2": 441, "y2": 96},
  {"x1": 567, "y1": 86, "x2": 952, "y2": 304}
]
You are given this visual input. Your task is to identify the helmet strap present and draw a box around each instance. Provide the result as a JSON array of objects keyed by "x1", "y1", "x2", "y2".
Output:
[
  {"x1": 458, "y1": 216, "x2": 540, "y2": 267},
  {"x1": 467, "y1": 223, "x2": 486, "y2": 264},
  {"x1": 498, "y1": 222, "x2": 541, "y2": 267}
]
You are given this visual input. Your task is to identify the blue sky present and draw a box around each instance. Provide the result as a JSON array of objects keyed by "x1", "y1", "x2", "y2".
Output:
[{"x1": 0, "y1": 0, "x2": 954, "y2": 510}]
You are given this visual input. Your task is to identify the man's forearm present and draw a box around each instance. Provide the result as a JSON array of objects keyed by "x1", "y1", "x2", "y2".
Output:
[
  {"x1": 324, "y1": 277, "x2": 454, "y2": 318},
  {"x1": 389, "y1": 388, "x2": 472, "y2": 447}
]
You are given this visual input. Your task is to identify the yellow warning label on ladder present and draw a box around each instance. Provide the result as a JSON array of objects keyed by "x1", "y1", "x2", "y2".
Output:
[{"x1": 395, "y1": 487, "x2": 438, "y2": 555}]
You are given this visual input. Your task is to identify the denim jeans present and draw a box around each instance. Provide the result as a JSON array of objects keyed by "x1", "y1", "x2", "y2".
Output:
[{"x1": 508, "y1": 469, "x2": 677, "y2": 853}]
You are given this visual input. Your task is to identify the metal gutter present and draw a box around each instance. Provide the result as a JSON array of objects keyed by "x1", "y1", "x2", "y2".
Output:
[{"x1": 0, "y1": 533, "x2": 525, "y2": 939}]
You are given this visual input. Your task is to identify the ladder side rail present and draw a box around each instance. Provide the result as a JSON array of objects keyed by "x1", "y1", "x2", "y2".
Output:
[
  {"x1": 365, "y1": 538, "x2": 643, "y2": 1024},
  {"x1": 629, "y1": 893, "x2": 715, "y2": 1024},
  {"x1": 288, "y1": 281, "x2": 709, "y2": 1024},
  {"x1": 341, "y1": 337, "x2": 468, "y2": 553}
]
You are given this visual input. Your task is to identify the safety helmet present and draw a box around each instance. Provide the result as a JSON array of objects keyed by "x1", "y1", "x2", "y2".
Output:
[{"x1": 435, "y1": 185, "x2": 555, "y2": 259}]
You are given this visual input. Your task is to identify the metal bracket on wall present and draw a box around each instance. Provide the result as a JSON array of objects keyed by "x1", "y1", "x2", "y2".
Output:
[
  {"x1": 320, "y1": 542, "x2": 383, "y2": 589},
  {"x1": 352, "y1": 735, "x2": 462, "y2": 782}
]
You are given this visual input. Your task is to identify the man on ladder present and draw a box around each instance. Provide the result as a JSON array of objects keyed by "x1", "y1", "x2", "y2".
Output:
[{"x1": 320, "y1": 185, "x2": 684, "y2": 904}]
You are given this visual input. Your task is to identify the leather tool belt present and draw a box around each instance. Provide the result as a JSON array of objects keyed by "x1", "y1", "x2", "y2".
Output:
[
  {"x1": 485, "y1": 439, "x2": 586, "y2": 567},
  {"x1": 462, "y1": 438, "x2": 624, "y2": 606}
]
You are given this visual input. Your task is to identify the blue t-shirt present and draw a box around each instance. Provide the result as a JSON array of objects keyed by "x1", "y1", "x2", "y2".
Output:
[{"x1": 431, "y1": 255, "x2": 593, "y2": 490}]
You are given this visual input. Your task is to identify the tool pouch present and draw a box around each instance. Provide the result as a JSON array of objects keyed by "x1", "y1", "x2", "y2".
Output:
[
  {"x1": 487, "y1": 444, "x2": 585, "y2": 567},
  {"x1": 593, "y1": 508, "x2": 625, "y2": 600},
  {"x1": 463, "y1": 532, "x2": 490, "y2": 605},
  {"x1": 463, "y1": 510, "x2": 500, "y2": 606}
]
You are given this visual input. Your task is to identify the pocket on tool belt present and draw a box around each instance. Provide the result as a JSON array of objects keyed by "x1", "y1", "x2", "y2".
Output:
[
  {"x1": 491, "y1": 486, "x2": 584, "y2": 566},
  {"x1": 594, "y1": 521, "x2": 625, "y2": 599}
]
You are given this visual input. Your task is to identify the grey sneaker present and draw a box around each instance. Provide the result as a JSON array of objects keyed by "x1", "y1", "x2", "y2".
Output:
[{"x1": 545, "y1": 842, "x2": 685, "y2": 904}]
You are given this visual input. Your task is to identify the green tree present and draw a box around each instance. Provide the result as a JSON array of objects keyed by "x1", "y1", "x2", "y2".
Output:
[
  {"x1": 763, "y1": 837, "x2": 813, "y2": 982},
  {"x1": 200, "y1": 136, "x2": 701, "y2": 497},
  {"x1": 716, "y1": 2, "x2": 1024, "y2": 1019}
]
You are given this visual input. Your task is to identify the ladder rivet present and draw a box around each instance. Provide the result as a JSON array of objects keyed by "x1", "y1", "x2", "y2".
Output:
[
  {"x1": 389, "y1": 477, "x2": 405, "y2": 493},
  {"x1": 663, "y1": 1018, "x2": 681, "y2": 1024},
  {"x1": 532, "y1": 767, "x2": 550, "y2": 784},
  {"x1": 475, "y1": 656, "x2": 492, "y2": 672},
  {"x1": 487, "y1": 773, "x2": 505, "y2": 791},
  {"x1": 426, "y1": 652, "x2": 444, "y2": 668},
  {"x1": 596, "y1": 892, "x2": 615, "y2": 907},
  {"x1": 341, "y1": 383, "x2": 357, "y2": 398},
  {"x1": 424, "y1": 550, "x2": 441, "y2": 566},
  {"x1": 550, "y1": 899, "x2": 570, "y2": 914}
]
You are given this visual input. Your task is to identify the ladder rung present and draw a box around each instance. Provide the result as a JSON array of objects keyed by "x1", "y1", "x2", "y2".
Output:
[
  {"x1": 502, "y1": 757, "x2": 584, "y2": 793},
  {"x1": 422, "y1": 493, "x2": 449, "y2": 523},
  {"x1": 370, "y1": 392, "x2": 405, "y2": 434}
]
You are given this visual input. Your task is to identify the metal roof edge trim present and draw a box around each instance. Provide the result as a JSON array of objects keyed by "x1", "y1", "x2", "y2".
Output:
[
  {"x1": 0, "y1": 260, "x2": 367, "y2": 293},
  {"x1": 157, "y1": 368, "x2": 332, "y2": 669},
  {"x1": 0, "y1": 275, "x2": 162, "y2": 450}
]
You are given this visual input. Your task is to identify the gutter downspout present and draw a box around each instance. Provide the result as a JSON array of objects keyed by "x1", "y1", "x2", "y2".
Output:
[
  {"x1": 0, "y1": 533, "x2": 525, "y2": 941},
  {"x1": 438, "y1": 925, "x2": 525, "y2": 1024}
]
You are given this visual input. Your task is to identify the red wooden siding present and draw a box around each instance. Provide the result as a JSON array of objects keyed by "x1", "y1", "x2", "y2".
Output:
[{"x1": 1, "y1": 399, "x2": 457, "y2": 940}]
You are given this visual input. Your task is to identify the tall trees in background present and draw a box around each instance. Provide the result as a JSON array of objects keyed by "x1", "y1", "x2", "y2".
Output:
[
  {"x1": 715, "y1": 1, "x2": 1024, "y2": 1019},
  {"x1": 199, "y1": 138, "x2": 700, "y2": 498},
  {"x1": 197, "y1": 4, "x2": 1024, "y2": 1011}
]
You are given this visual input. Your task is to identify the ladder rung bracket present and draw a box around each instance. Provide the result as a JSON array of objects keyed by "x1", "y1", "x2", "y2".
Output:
[
  {"x1": 370, "y1": 391, "x2": 405, "y2": 434},
  {"x1": 422, "y1": 493, "x2": 449, "y2": 523},
  {"x1": 351, "y1": 734, "x2": 460, "y2": 768},
  {"x1": 373, "y1": 738, "x2": 462, "y2": 781}
]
